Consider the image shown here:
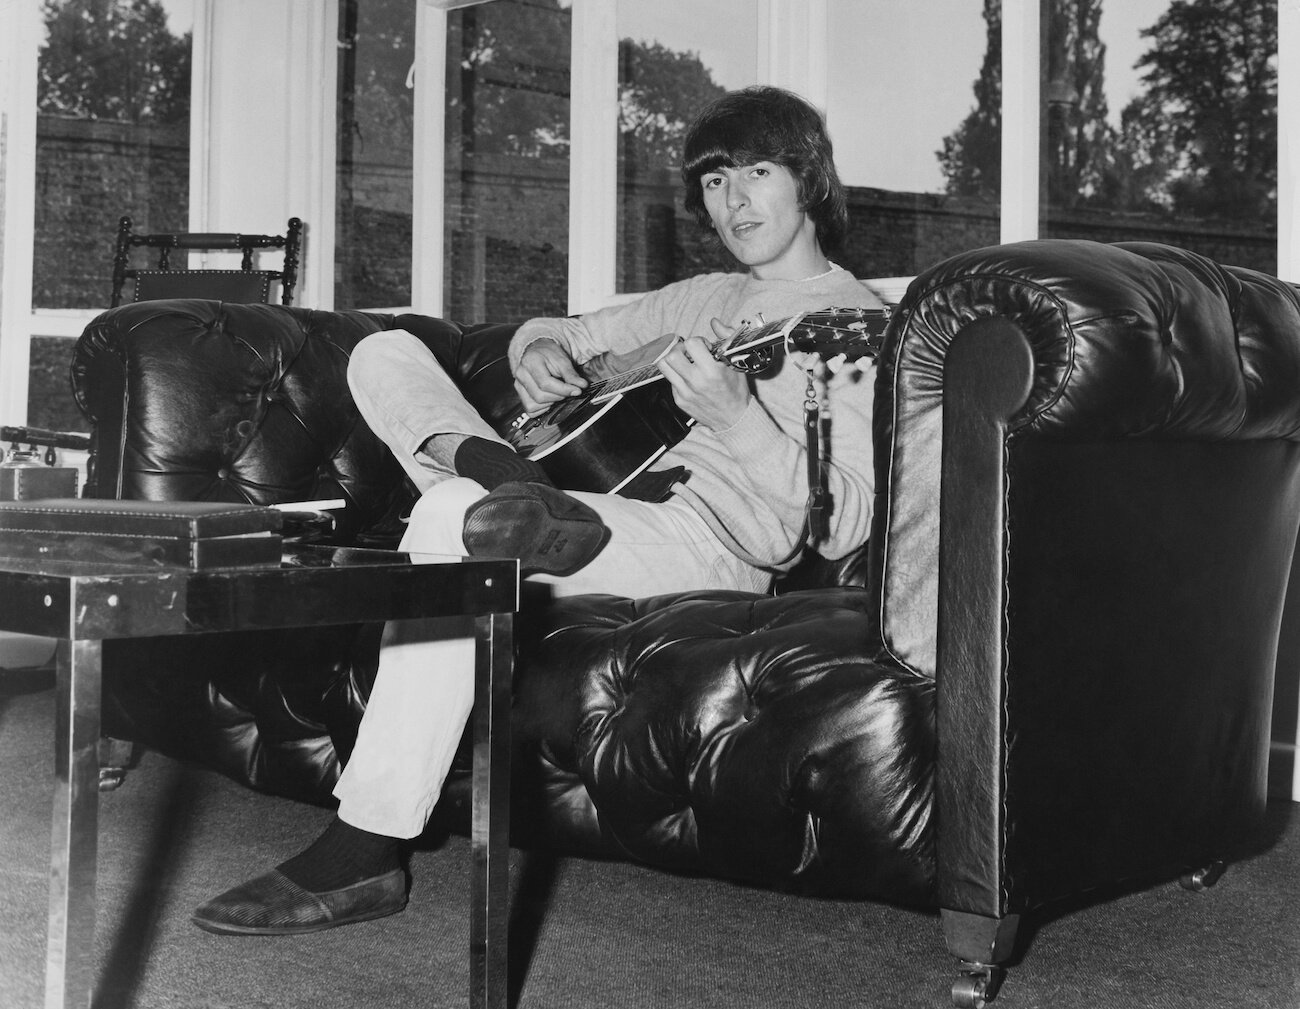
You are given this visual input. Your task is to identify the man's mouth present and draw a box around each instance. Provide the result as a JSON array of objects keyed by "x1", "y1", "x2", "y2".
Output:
[{"x1": 731, "y1": 221, "x2": 760, "y2": 237}]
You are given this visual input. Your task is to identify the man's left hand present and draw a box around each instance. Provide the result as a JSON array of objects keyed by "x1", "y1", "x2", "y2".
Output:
[{"x1": 657, "y1": 320, "x2": 751, "y2": 432}]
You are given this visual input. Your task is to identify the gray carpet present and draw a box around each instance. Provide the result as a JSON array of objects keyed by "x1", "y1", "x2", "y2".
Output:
[{"x1": 2, "y1": 679, "x2": 1298, "y2": 1009}]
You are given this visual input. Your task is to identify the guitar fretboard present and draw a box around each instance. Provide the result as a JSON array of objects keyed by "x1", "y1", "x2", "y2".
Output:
[{"x1": 587, "y1": 364, "x2": 666, "y2": 405}]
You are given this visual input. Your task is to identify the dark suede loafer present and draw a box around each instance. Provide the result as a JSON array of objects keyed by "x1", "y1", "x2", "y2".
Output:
[
  {"x1": 190, "y1": 868, "x2": 407, "y2": 936},
  {"x1": 462, "y1": 481, "x2": 611, "y2": 577}
]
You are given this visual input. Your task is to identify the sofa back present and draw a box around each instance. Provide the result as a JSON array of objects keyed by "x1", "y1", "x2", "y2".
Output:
[{"x1": 71, "y1": 300, "x2": 871, "y2": 584}]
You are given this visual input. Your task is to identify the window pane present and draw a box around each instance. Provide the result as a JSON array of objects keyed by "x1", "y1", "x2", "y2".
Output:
[
  {"x1": 444, "y1": 0, "x2": 571, "y2": 324},
  {"x1": 615, "y1": 1, "x2": 757, "y2": 294},
  {"x1": 336, "y1": 0, "x2": 415, "y2": 309},
  {"x1": 30, "y1": 0, "x2": 193, "y2": 433},
  {"x1": 828, "y1": 0, "x2": 1001, "y2": 279},
  {"x1": 1042, "y1": 0, "x2": 1277, "y2": 273},
  {"x1": 33, "y1": 0, "x2": 193, "y2": 311}
]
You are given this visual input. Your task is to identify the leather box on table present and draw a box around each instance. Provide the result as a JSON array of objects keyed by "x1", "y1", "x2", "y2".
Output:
[
  {"x1": 0, "y1": 464, "x2": 78, "y2": 501},
  {"x1": 0, "y1": 499, "x2": 283, "y2": 570}
]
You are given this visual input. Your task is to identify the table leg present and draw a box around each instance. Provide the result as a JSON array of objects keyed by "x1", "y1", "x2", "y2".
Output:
[
  {"x1": 470, "y1": 612, "x2": 513, "y2": 1009},
  {"x1": 46, "y1": 638, "x2": 103, "y2": 1009}
]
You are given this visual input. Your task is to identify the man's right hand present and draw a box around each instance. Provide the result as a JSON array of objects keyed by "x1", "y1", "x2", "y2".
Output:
[{"x1": 513, "y1": 339, "x2": 588, "y2": 416}]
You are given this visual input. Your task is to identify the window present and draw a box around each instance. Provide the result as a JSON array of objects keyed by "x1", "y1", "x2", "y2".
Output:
[
  {"x1": 827, "y1": 0, "x2": 1001, "y2": 280},
  {"x1": 1041, "y1": 0, "x2": 1277, "y2": 273},
  {"x1": 441, "y1": 0, "x2": 572, "y2": 323},
  {"x1": 614, "y1": 1, "x2": 758, "y2": 294},
  {"x1": 336, "y1": 0, "x2": 416, "y2": 310},
  {"x1": 33, "y1": 0, "x2": 193, "y2": 311},
  {"x1": 27, "y1": 0, "x2": 194, "y2": 431}
]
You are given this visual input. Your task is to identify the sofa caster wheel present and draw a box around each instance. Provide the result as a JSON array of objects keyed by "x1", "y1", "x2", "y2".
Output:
[
  {"x1": 97, "y1": 736, "x2": 136, "y2": 791},
  {"x1": 952, "y1": 962, "x2": 1003, "y2": 1008},
  {"x1": 1179, "y1": 860, "x2": 1226, "y2": 891}
]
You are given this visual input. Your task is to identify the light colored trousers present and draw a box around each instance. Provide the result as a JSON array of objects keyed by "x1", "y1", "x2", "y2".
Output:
[{"x1": 335, "y1": 329, "x2": 770, "y2": 838}]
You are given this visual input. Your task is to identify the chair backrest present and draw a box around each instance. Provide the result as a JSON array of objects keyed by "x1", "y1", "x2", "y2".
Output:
[{"x1": 110, "y1": 216, "x2": 303, "y2": 308}]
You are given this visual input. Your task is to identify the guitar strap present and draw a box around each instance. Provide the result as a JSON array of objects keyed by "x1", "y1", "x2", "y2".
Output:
[
  {"x1": 803, "y1": 359, "x2": 830, "y2": 543},
  {"x1": 765, "y1": 359, "x2": 830, "y2": 571}
]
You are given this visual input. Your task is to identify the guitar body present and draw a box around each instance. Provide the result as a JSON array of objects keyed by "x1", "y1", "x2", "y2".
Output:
[{"x1": 502, "y1": 378, "x2": 692, "y2": 495}]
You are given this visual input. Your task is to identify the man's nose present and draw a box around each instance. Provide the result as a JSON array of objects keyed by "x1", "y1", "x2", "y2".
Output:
[{"x1": 727, "y1": 180, "x2": 748, "y2": 210}]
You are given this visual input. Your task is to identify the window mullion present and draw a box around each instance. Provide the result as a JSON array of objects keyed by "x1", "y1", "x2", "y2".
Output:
[
  {"x1": 413, "y1": 0, "x2": 450, "y2": 316},
  {"x1": 1280, "y1": 0, "x2": 1298, "y2": 284},
  {"x1": 0, "y1": 0, "x2": 41, "y2": 427},
  {"x1": 1001, "y1": 0, "x2": 1040, "y2": 243},
  {"x1": 568, "y1": 0, "x2": 618, "y2": 314}
]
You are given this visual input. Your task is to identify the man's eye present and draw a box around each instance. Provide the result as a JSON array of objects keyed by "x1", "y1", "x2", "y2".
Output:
[
  {"x1": 751, "y1": 167, "x2": 769, "y2": 178},
  {"x1": 703, "y1": 177, "x2": 723, "y2": 189}
]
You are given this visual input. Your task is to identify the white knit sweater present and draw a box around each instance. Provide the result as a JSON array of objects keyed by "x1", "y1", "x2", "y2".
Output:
[{"x1": 510, "y1": 268, "x2": 883, "y2": 569}]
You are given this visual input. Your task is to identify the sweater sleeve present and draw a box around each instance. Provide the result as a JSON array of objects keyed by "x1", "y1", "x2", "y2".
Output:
[{"x1": 508, "y1": 273, "x2": 732, "y2": 372}]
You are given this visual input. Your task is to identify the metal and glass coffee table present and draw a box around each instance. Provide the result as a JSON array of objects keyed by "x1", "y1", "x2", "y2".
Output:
[{"x1": 0, "y1": 544, "x2": 518, "y2": 1009}]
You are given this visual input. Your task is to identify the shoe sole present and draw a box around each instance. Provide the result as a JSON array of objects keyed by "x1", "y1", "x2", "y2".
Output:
[
  {"x1": 190, "y1": 899, "x2": 406, "y2": 936},
  {"x1": 463, "y1": 485, "x2": 610, "y2": 577}
]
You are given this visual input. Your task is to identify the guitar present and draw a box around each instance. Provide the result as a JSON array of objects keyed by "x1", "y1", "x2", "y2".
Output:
[{"x1": 496, "y1": 307, "x2": 892, "y2": 495}]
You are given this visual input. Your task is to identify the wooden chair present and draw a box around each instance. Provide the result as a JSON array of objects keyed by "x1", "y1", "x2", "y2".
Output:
[{"x1": 110, "y1": 216, "x2": 303, "y2": 307}]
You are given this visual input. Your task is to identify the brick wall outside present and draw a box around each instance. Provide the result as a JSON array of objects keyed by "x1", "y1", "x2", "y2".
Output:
[{"x1": 33, "y1": 115, "x2": 189, "y2": 311}]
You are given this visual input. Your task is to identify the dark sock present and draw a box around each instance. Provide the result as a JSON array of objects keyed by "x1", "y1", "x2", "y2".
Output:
[
  {"x1": 453, "y1": 435, "x2": 553, "y2": 490},
  {"x1": 276, "y1": 817, "x2": 401, "y2": 892}
]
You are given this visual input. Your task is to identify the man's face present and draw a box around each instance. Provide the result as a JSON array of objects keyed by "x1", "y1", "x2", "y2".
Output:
[{"x1": 699, "y1": 161, "x2": 823, "y2": 281}]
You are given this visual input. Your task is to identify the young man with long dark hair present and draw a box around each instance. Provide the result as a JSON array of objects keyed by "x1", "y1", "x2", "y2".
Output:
[{"x1": 193, "y1": 85, "x2": 885, "y2": 935}]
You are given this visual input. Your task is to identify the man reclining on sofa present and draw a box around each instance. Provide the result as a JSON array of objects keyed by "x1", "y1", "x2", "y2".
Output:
[{"x1": 191, "y1": 84, "x2": 887, "y2": 936}]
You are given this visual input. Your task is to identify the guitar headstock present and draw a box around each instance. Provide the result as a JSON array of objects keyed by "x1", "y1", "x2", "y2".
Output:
[
  {"x1": 716, "y1": 305, "x2": 894, "y2": 372},
  {"x1": 784, "y1": 307, "x2": 892, "y2": 361}
]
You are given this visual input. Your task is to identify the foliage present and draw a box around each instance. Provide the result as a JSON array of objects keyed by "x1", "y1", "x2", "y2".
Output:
[
  {"x1": 444, "y1": 0, "x2": 724, "y2": 167},
  {"x1": 1117, "y1": 0, "x2": 1276, "y2": 217},
  {"x1": 38, "y1": 0, "x2": 190, "y2": 124},
  {"x1": 938, "y1": 0, "x2": 1278, "y2": 221},
  {"x1": 39, "y1": 0, "x2": 724, "y2": 172},
  {"x1": 339, "y1": 0, "x2": 416, "y2": 164},
  {"x1": 618, "y1": 39, "x2": 725, "y2": 170},
  {"x1": 448, "y1": 0, "x2": 573, "y2": 159},
  {"x1": 937, "y1": 0, "x2": 1002, "y2": 200},
  {"x1": 1043, "y1": 0, "x2": 1112, "y2": 206}
]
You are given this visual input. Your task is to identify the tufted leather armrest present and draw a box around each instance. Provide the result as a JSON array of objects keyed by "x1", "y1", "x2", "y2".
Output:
[
  {"x1": 868, "y1": 239, "x2": 1300, "y2": 929},
  {"x1": 869, "y1": 239, "x2": 1300, "y2": 678}
]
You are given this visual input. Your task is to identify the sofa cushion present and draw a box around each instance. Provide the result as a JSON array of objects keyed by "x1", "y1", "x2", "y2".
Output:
[{"x1": 488, "y1": 586, "x2": 936, "y2": 902}]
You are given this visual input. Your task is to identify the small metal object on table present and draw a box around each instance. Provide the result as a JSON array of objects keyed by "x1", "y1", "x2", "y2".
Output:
[{"x1": 0, "y1": 544, "x2": 518, "y2": 1009}]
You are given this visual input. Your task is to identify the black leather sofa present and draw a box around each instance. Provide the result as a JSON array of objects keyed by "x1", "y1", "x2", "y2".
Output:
[{"x1": 70, "y1": 239, "x2": 1300, "y2": 1006}]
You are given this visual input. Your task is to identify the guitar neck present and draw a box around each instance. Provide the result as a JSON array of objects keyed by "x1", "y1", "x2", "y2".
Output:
[
  {"x1": 578, "y1": 306, "x2": 892, "y2": 403},
  {"x1": 718, "y1": 316, "x2": 804, "y2": 358},
  {"x1": 585, "y1": 362, "x2": 667, "y2": 404}
]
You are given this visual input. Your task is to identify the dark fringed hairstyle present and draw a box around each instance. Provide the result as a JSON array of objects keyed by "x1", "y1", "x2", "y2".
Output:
[{"x1": 681, "y1": 86, "x2": 849, "y2": 257}]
